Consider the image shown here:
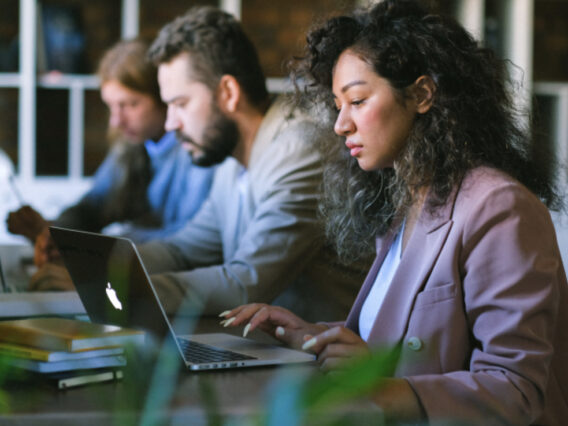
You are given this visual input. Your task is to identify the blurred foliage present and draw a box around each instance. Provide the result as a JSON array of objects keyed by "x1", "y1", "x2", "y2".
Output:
[
  {"x1": 258, "y1": 346, "x2": 400, "y2": 426},
  {"x1": 0, "y1": 323, "x2": 399, "y2": 426}
]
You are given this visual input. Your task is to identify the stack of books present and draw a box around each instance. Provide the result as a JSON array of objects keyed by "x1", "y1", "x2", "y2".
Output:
[{"x1": 0, "y1": 317, "x2": 145, "y2": 389}]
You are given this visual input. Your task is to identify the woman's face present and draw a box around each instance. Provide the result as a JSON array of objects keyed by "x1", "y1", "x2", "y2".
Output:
[{"x1": 332, "y1": 50, "x2": 418, "y2": 171}]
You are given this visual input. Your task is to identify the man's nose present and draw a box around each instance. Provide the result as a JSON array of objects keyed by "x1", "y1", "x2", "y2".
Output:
[
  {"x1": 109, "y1": 109, "x2": 126, "y2": 129},
  {"x1": 164, "y1": 108, "x2": 181, "y2": 132}
]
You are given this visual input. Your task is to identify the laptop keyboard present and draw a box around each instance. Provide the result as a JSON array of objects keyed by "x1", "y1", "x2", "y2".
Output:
[{"x1": 177, "y1": 338, "x2": 257, "y2": 363}]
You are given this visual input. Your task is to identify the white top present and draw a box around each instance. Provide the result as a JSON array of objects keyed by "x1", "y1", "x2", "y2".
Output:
[{"x1": 359, "y1": 221, "x2": 405, "y2": 341}]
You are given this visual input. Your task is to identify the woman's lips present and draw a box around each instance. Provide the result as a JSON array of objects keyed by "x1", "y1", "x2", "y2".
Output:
[{"x1": 345, "y1": 141, "x2": 363, "y2": 157}]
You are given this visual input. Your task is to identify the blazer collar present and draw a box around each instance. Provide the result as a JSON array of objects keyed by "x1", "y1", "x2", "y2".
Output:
[{"x1": 346, "y1": 183, "x2": 460, "y2": 344}]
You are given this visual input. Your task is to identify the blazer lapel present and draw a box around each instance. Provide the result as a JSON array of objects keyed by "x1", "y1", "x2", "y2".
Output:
[{"x1": 366, "y1": 191, "x2": 457, "y2": 346}]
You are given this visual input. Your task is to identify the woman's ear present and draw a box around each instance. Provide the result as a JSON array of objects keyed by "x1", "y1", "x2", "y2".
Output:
[
  {"x1": 412, "y1": 75, "x2": 436, "y2": 114},
  {"x1": 217, "y1": 75, "x2": 241, "y2": 113}
]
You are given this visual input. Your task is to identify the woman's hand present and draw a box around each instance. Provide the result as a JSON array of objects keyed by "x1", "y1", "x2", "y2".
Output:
[
  {"x1": 219, "y1": 303, "x2": 328, "y2": 350},
  {"x1": 28, "y1": 263, "x2": 75, "y2": 292},
  {"x1": 302, "y1": 326, "x2": 370, "y2": 371}
]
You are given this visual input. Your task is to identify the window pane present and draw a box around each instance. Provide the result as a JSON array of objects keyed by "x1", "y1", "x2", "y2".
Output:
[
  {"x1": 0, "y1": 0, "x2": 19, "y2": 72},
  {"x1": 533, "y1": 94, "x2": 559, "y2": 184},
  {"x1": 36, "y1": 88, "x2": 68, "y2": 176},
  {"x1": 39, "y1": 0, "x2": 121, "y2": 74},
  {"x1": 84, "y1": 89, "x2": 108, "y2": 177},
  {"x1": 0, "y1": 88, "x2": 19, "y2": 170},
  {"x1": 534, "y1": 1, "x2": 568, "y2": 81}
]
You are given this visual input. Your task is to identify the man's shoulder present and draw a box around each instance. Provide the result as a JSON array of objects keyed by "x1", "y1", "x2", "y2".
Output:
[
  {"x1": 269, "y1": 95, "x2": 334, "y2": 136},
  {"x1": 254, "y1": 95, "x2": 337, "y2": 160}
]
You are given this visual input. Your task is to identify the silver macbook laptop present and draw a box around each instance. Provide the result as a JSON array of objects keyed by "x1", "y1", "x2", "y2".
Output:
[{"x1": 49, "y1": 226, "x2": 315, "y2": 371}]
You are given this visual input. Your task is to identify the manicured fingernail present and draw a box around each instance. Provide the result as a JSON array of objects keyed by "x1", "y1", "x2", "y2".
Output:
[
  {"x1": 219, "y1": 310, "x2": 231, "y2": 317},
  {"x1": 219, "y1": 318, "x2": 234, "y2": 326},
  {"x1": 275, "y1": 326, "x2": 285, "y2": 337},
  {"x1": 243, "y1": 323, "x2": 251, "y2": 338},
  {"x1": 222, "y1": 317, "x2": 236, "y2": 327},
  {"x1": 302, "y1": 337, "x2": 317, "y2": 351}
]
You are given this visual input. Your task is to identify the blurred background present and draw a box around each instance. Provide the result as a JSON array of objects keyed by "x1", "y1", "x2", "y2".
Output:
[{"x1": 0, "y1": 0, "x2": 567, "y2": 265}]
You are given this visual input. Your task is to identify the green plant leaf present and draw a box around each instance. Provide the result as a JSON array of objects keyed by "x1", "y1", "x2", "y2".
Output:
[{"x1": 301, "y1": 345, "x2": 400, "y2": 412}]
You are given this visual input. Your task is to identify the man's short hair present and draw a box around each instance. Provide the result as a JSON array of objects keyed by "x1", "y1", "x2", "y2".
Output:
[{"x1": 148, "y1": 6, "x2": 269, "y2": 109}]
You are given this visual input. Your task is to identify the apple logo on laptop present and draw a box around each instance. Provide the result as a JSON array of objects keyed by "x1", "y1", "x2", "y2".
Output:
[{"x1": 106, "y1": 282, "x2": 123, "y2": 310}]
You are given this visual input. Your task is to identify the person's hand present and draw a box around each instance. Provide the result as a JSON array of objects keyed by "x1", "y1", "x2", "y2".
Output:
[
  {"x1": 6, "y1": 205, "x2": 48, "y2": 242},
  {"x1": 301, "y1": 326, "x2": 370, "y2": 371},
  {"x1": 28, "y1": 263, "x2": 75, "y2": 292},
  {"x1": 219, "y1": 303, "x2": 328, "y2": 350},
  {"x1": 34, "y1": 227, "x2": 61, "y2": 268}
]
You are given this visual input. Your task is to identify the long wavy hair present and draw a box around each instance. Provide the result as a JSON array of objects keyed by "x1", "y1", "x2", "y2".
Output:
[
  {"x1": 97, "y1": 39, "x2": 158, "y2": 223},
  {"x1": 293, "y1": 0, "x2": 560, "y2": 262}
]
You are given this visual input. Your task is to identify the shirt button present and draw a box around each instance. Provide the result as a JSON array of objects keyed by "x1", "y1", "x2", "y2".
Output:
[{"x1": 407, "y1": 337, "x2": 423, "y2": 351}]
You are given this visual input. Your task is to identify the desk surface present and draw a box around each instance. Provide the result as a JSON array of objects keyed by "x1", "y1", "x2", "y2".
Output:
[{"x1": 0, "y1": 317, "x2": 382, "y2": 425}]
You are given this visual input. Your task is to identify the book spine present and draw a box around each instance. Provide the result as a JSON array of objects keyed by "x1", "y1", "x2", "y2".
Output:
[
  {"x1": 1, "y1": 326, "x2": 71, "y2": 351},
  {"x1": 0, "y1": 346, "x2": 50, "y2": 362},
  {"x1": 11, "y1": 355, "x2": 127, "y2": 373}
]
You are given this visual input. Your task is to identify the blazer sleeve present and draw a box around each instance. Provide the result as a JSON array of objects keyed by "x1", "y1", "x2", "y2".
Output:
[{"x1": 405, "y1": 182, "x2": 563, "y2": 424}]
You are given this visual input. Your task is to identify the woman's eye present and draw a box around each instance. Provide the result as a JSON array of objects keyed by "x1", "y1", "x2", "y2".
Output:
[{"x1": 351, "y1": 99, "x2": 364, "y2": 106}]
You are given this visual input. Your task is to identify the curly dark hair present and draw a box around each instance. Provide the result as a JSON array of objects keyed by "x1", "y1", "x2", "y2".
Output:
[
  {"x1": 293, "y1": 0, "x2": 560, "y2": 261},
  {"x1": 147, "y1": 6, "x2": 269, "y2": 110}
]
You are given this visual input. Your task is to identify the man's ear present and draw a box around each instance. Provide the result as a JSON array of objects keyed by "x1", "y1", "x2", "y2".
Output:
[
  {"x1": 217, "y1": 75, "x2": 241, "y2": 113},
  {"x1": 412, "y1": 75, "x2": 436, "y2": 114}
]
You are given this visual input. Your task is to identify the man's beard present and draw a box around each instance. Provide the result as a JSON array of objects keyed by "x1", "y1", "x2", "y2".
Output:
[
  {"x1": 177, "y1": 105, "x2": 239, "y2": 167},
  {"x1": 107, "y1": 127, "x2": 141, "y2": 145}
]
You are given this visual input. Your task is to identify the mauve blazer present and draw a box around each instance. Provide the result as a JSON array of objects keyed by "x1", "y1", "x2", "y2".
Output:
[{"x1": 343, "y1": 167, "x2": 568, "y2": 425}]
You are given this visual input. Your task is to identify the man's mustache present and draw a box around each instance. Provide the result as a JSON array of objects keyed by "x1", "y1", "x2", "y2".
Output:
[{"x1": 176, "y1": 131, "x2": 206, "y2": 150}]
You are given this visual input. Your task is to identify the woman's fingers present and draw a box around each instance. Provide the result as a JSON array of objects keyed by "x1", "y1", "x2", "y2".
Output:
[
  {"x1": 219, "y1": 304, "x2": 268, "y2": 325},
  {"x1": 300, "y1": 326, "x2": 370, "y2": 369},
  {"x1": 217, "y1": 304, "x2": 312, "y2": 346}
]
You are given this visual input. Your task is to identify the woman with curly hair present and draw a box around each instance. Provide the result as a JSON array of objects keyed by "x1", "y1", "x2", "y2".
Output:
[{"x1": 221, "y1": 0, "x2": 568, "y2": 423}]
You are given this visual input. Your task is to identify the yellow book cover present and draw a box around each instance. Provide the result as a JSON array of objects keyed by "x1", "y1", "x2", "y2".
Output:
[
  {"x1": 0, "y1": 317, "x2": 144, "y2": 352},
  {"x1": 0, "y1": 342, "x2": 124, "y2": 362}
]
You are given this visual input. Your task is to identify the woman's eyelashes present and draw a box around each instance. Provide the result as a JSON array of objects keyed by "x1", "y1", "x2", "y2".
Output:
[{"x1": 333, "y1": 98, "x2": 365, "y2": 113}]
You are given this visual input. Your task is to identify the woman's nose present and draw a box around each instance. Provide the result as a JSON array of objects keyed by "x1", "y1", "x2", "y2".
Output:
[{"x1": 334, "y1": 109, "x2": 354, "y2": 136}]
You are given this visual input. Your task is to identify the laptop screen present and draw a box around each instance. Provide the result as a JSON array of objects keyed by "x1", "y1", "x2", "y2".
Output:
[{"x1": 50, "y1": 226, "x2": 171, "y2": 339}]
